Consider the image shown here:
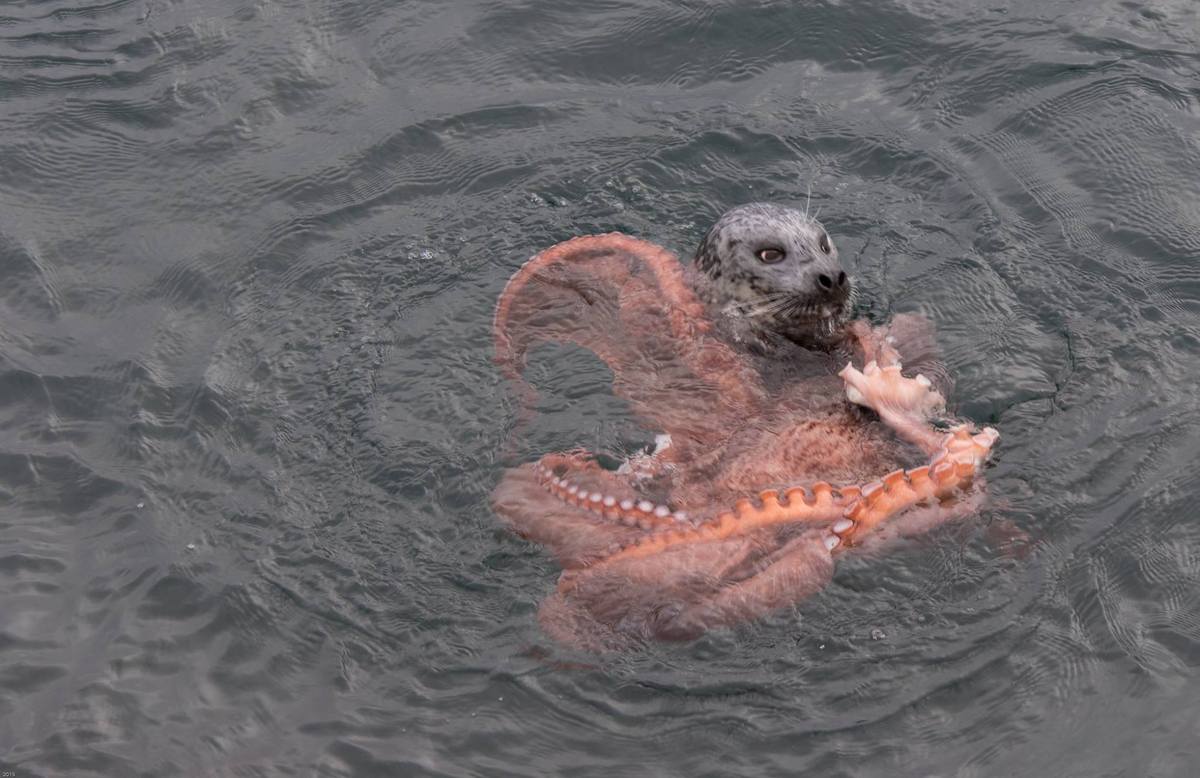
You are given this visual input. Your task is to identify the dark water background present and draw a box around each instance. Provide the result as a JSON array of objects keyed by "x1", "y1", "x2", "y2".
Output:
[{"x1": 2, "y1": 0, "x2": 1200, "y2": 774}]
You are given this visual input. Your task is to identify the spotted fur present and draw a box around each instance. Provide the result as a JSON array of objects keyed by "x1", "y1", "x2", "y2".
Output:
[{"x1": 692, "y1": 202, "x2": 853, "y2": 348}]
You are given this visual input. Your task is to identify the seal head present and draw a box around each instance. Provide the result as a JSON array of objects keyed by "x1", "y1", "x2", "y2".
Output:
[{"x1": 692, "y1": 202, "x2": 852, "y2": 349}]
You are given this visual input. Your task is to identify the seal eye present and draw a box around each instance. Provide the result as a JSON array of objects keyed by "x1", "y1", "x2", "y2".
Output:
[
  {"x1": 819, "y1": 234, "x2": 832, "y2": 255},
  {"x1": 757, "y1": 247, "x2": 786, "y2": 264}
]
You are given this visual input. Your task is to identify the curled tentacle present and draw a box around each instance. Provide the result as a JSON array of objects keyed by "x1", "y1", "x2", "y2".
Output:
[
  {"x1": 493, "y1": 460, "x2": 647, "y2": 569},
  {"x1": 494, "y1": 233, "x2": 708, "y2": 359},
  {"x1": 533, "y1": 452, "x2": 688, "y2": 531},
  {"x1": 840, "y1": 359, "x2": 946, "y2": 420},
  {"x1": 839, "y1": 356, "x2": 949, "y2": 455},
  {"x1": 830, "y1": 425, "x2": 999, "y2": 547},
  {"x1": 493, "y1": 233, "x2": 766, "y2": 453},
  {"x1": 844, "y1": 314, "x2": 954, "y2": 400}
]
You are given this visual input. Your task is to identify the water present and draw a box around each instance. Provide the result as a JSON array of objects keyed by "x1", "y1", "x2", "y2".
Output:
[{"x1": 1, "y1": 0, "x2": 1199, "y2": 774}]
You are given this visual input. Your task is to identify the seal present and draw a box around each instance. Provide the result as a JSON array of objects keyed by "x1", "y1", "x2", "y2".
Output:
[
  {"x1": 688, "y1": 202, "x2": 853, "y2": 352},
  {"x1": 490, "y1": 212, "x2": 1001, "y2": 650}
]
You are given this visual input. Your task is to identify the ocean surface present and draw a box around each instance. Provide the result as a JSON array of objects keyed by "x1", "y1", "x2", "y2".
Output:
[{"x1": 2, "y1": 0, "x2": 1199, "y2": 774}]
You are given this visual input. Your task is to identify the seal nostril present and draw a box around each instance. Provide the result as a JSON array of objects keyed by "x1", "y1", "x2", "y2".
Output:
[
  {"x1": 837, "y1": 271, "x2": 847, "y2": 287},
  {"x1": 817, "y1": 274, "x2": 833, "y2": 290}
]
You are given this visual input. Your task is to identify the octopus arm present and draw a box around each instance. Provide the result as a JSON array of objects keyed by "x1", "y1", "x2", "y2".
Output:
[
  {"x1": 650, "y1": 533, "x2": 836, "y2": 640},
  {"x1": 493, "y1": 233, "x2": 766, "y2": 451},
  {"x1": 491, "y1": 462, "x2": 642, "y2": 569},
  {"x1": 840, "y1": 347, "x2": 950, "y2": 456},
  {"x1": 846, "y1": 313, "x2": 955, "y2": 400},
  {"x1": 539, "y1": 532, "x2": 835, "y2": 648}
]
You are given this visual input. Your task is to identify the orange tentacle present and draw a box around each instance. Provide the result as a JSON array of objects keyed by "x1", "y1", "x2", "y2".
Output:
[
  {"x1": 534, "y1": 452, "x2": 686, "y2": 530},
  {"x1": 550, "y1": 424, "x2": 997, "y2": 586},
  {"x1": 492, "y1": 233, "x2": 766, "y2": 437},
  {"x1": 833, "y1": 426, "x2": 999, "y2": 546},
  {"x1": 494, "y1": 234, "x2": 707, "y2": 364},
  {"x1": 558, "y1": 481, "x2": 858, "y2": 592}
]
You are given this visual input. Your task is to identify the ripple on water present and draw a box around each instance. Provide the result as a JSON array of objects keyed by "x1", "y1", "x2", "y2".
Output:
[{"x1": 0, "y1": 0, "x2": 1199, "y2": 773}]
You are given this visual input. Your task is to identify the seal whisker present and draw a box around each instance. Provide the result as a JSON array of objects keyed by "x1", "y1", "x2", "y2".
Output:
[
  {"x1": 691, "y1": 201, "x2": 852, "y2": 350},
  {"x1": 731, "y1": 292, "x2": 801, "y2": 319}
]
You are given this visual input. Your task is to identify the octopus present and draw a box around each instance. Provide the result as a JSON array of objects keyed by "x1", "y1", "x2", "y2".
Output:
[{"x1": 491, "y1": 203, "x2": 998, "y2": 652}]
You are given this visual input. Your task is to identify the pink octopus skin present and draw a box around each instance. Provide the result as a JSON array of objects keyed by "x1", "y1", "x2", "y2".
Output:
[{"x1": 492, "y1": 232, "x2": 997, "y2": 652}]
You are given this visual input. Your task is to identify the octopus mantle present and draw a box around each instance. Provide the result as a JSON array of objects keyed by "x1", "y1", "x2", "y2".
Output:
[{"x1": 491, "y1": 233, "x2": 998, "y2": 651}]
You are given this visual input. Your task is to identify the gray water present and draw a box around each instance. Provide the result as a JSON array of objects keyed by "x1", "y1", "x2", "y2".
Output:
[{"x1": 2, "y1": 0, "x2": 1199, "y2": 774}]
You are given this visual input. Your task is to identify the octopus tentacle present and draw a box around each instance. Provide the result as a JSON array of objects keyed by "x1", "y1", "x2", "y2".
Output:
[
  {"x1": 558, "y1": 481, "x2": 857, "y2": 593},
  {"x1": 493, "y1": 233, "x2": 766, "y2": 450},
  {"x1": 839, "y1": 357, "x2": 948, "y2": 455},
  {"x1": 492, "y1": 463, "x2": 649, "y2": 569},
  {"x1": 494, "y1": 233, "x2": 708, "y2": 356},
  {"x1": 832, "y1": 342, "x2": 998, "y2": 545},
  {"x1": 533, "y1": 453, "x2": 688, "y2": 530},
  {"x1": 830, "y1": 425, "x2": 999, "y2": 546},
  {"x1": 654, "y1": 533, "x2": 837, "y2": 639},
  {"x1": 549, "y1": 423, "x2": 997, "y2": 593}
]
